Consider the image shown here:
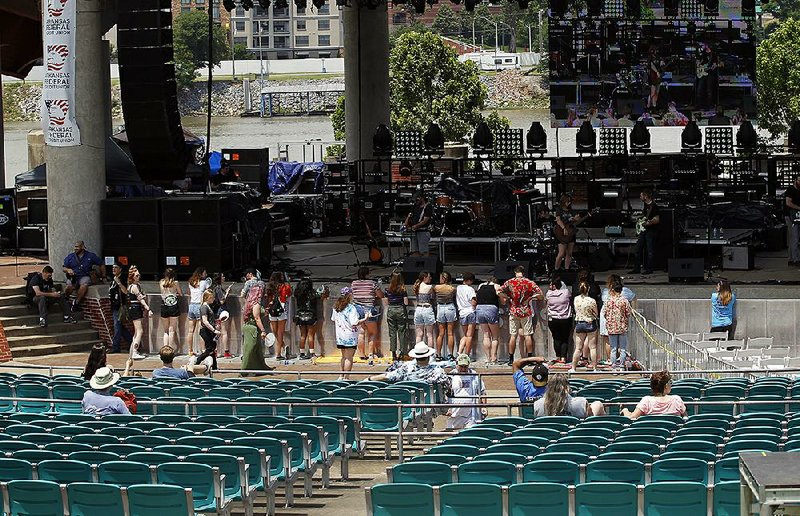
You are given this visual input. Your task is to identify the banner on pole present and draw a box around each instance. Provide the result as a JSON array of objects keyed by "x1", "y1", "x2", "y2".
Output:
[{"x1": 41, "y1": 0, "x2": 81, "y2": 146}]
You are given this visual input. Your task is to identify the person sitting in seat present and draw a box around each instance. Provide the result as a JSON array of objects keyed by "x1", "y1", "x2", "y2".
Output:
[
  {"x1": 82, "y1": 362, "x2": 132, "y2": 415},
  {"x1": 366, "y1": 341, "x2": 450, "y2": 388},
  {"x1": 622, "y1": 370, "x2": 686, "y2": 420},
  {"x1": 152, "y1": 345, "x2": 214, "y2": 380},
  {"x1": 511, "y1": 355, "x2": 549, "y2": 402},
  {"x1": 533, "y1": 373, "x2": 606, "y2": 417}
]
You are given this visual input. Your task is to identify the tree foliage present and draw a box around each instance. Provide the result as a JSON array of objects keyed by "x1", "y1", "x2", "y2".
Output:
[
  {"x1": 390, "y1": 32, "x2": 488, "y2": 140},
  {"x1": 173, "y1": 10, "x2": 231, "y2": 88},
  {"x1": 756, "y1": 17, "x2": 800, "y2": 136}
]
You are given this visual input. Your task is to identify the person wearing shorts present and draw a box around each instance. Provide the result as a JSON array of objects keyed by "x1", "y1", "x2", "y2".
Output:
[
  {"x1": 332, "y1": 287, "x2": 367, "y2": 379},
  {"x1": 456, "y1": 273, "x2": 478, "y2": 355},
  {"x1": 570, "y1": 281, "x2": 599, "y2": 372},
  {"x1": 502, "y1": 265, "x2": 544, "y2": 366},
  {"x1": 351, "y1": 267, "x2": 385, "y2": 360},
  {"x1": 63, "y1": 240, "x2": 105, "y2": 312},
  {"x1": 413, "y1": 271, "x2": 436, "y2": 351},
  {"x1": 434, "y1": 272, "x2": 457, "y2": 361},
  {"x1": 475, "y1": 277, "x2": 505, "y2": 364}
]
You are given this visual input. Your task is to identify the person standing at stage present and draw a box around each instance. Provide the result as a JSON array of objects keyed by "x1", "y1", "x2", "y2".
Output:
[
  {"x1": 710, "y1": 279, "x2": 736, "y2": 339},
  {"x1": 784, "y1": 175, "x2": 800, "y2": 265},
  {"x1": 212, "y1": 273, "x2": 233, "y2": 358},
  {"x1": 475, "y1": 276, "x2": 505, "y2": 365},
  {"x1": 293, "y1": 278, "x2": 327, "y2": 360},
  {"x1": 196, "y1": 289, "x2": 219, "y2": 372},
  {"x1": 434, "y1": 272, "x2": 458, "y2": 361},
  {"x1": 159, "y1": 268, "x2": 183, "y2": 353},
  {"x1": 332, "y1": 287, "x2": 368, "y2": 379},
  {"x1": 186, "y1": 268, "x2": 212, "y2": 355},
  {"x1": 413, "y1": 271, "x2": 436, "y2": 351},
  {"x1": 108, "y1": 263, "x2": 132, "y2": 353},
  {"x1": 240, "y1": 281, "x2": 275, "y2": 373},
  {"x1": 351, "y1": 267, "x2": 384, "y2": 362},
  {"x1": 63, "y1": 240, "x2": 105, "y2": 311},
  {"x1": 570, "y1": 281, "x2": 599, "y2": 372},
  {"x1": 600, "y1": 274, "x2": 636, "y2": 364},
  {"x1": 647, "y1": 46, "x2": 664, "y2": 110},
  {"x1": 385, "y1": 272, "x2": 409, "y2": 362},
  {"x1": 605, "y1": 278, "x2": 632, "y2": 370},
  {"x1": 266, "y1": 272, "x2": 293, "y2": 361},
  {"x1": 630, "y1": 190, "x2": 660, "y2": 275},
  {"x1": 502, "y1": 265, "x2": 544, "y2": 366},
  {"x1": 127, "y1": 266, "x2": 153, "y2": 360},
  {"x1": 546, "y1": 273, "x2": 573, "y2": 364},
  {"x1": 456, "y1": 273, "x2": 478, "y2": 356},
  {"x1": 404, "y1": 193, "x2": 433, "y2": 256}
]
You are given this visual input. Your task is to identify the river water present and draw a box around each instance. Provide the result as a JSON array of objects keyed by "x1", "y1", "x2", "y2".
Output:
[{"x1": 2, "y1": 108, "x2": 548, "y2": 186}]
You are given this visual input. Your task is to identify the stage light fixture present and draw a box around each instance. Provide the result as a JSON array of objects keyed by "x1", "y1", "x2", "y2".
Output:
[
  {"x1": 223, "y1": 0, "x2": 237, "y2": 11},
  {"x1": 681, "y1": 120, "x2": 702, "y2": 153},
  {"x1": 372, "y1": 124, "x2": 393, "y2": 157},
  {"x1": 423, "y1": 123, "x2": 445, "y2": 155},
  {"x1": 241, "y1": 0, "x2": 254, "y2": 9},
  {"x1": 500, "y1": 160, "x2": 515, "y2": 176},
  {"x1": 410, "y1": 0, "x2": 425, "y2": 14},
  {"x1": 789, "y1": 120, "x2": 800, "y2": 153},
  {"x1": 472, "y1": 121, "x2": 494, "y2": 154},
  {"x1": 526, "y1": 121, "x2": 547, "y2": 154},
  {"x1": 736, "y1": 120, "x2": 757, "y2": 152},
  {"x1": 575, "y1": 121, "x2": 597, "y2": 155},
  {"x1": 709, "y1": 190, "x2": 725, "y2": 198},
  {"x1": 399, "y1": 160, "x2": 413, "y2": 177},
  {"x1": 630, "y1": 120, "x2": 651, "y2": 154}
]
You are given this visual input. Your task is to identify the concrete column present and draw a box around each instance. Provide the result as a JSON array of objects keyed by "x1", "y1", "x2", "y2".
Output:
[
  {"x1": 45, "y1": 0, "x2": 107, "y2": 278},
  {"x1": 343, "y1": 4, "x2": 390, "y2": 162}
]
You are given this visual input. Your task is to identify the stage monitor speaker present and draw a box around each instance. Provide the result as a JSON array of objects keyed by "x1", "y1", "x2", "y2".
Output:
[
  {"x1": 221, "y1": 148, "x2": 269, "y2": 191},
  {"x1": 17, "y1": 227, "x2": 47, "y2": 252},
  {"x1": 588, "y1": 247, "x2": 615, "y2": 272},
  {"x1": 27, "y1": 198, "x2": 47, "y2": 226},
  {"x1": 163, "y1": 246, "x2": 236, "y2": 277},
  {"x1": 493, "y1": 260, "x2": 532, "y2": 283},
  {"x1": 765, "y1": 226, "x2": 785, "y2": 252},
  {"x1": 668, "y1": 258, "x2": 705, "y2": 282},
  {"x1": 102, "y1": 198, "x2": 162, "y2": 226},
  {"x1": 403, "y1": 256, "x2": 442, "y2": 285},
  {"x1": 722, "y1": 246, "x2": 754, "y2": 270}
]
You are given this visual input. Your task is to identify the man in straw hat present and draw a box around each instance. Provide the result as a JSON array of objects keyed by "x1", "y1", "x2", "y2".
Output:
[
  {"x1": 367, "y1": 341, "x2": 450, "y2": 387},
  {"x1": 82, "y1": 366, "x2": 129, "y2": 415}
]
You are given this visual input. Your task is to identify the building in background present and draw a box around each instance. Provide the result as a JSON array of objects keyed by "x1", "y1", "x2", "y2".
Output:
[{"x1": 172, "y1": 0, "x2": 232, "y2": 25}]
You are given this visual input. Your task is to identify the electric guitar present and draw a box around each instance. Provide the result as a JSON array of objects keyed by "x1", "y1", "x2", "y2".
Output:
[
  {"x1": 363, "y1": 217, "x2": 384, "y2": 264},
  {"x1": 553, "y1": 208, "x2": 599, "y2": 244}
]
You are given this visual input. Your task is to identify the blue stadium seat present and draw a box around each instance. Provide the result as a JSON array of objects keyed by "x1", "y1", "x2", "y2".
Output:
[
  {"x1": 67, "y1": 482, "x2": 125, "y2": 516},
  {"x1": 508, "y1": 482, "x2": 568, "y2": 516},
  {"x1": 439, "y1": 482, "x2": 502, "y2": 516},
  {"x1": 366, "y1": 483, "x2": 434, "y2": 516},
  {"x1": 644, "y1": 482, "x2": 707, "y2": 516},
  {"x1": 575, "y1": 482, "x2": 637, "y2": 516}
]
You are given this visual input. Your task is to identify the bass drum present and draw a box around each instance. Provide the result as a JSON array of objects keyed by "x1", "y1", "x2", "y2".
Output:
[{"x1": 439, "y1": 206, "x2": 475, "y2": 235}]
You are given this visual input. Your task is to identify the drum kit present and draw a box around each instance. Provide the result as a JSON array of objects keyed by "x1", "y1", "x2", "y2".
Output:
[{"x1": 431, "y1": 195, "x2": 492, "y2": 236}]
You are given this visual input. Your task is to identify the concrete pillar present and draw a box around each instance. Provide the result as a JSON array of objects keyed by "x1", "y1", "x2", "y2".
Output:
[
  {"x1": 343, "y1": 4, "x2": 390, "y2": 162},
  {"x1": 45, "y1": 0, "x2": 107, "y2": 278}
]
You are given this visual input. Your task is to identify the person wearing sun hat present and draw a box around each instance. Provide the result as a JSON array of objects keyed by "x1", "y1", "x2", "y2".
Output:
[
  {"x1": 446, "y1": 354, "x2": 488, "y2": 429},
  {"x1": 366, "y1": 341, "x2": 450, "y2": 388},
  {"x1": 511, "y1": 355, "x2": 549, "y2": 402},
  {"x1": 82, "y1": 366, "x2": 130, "y2": 415}
]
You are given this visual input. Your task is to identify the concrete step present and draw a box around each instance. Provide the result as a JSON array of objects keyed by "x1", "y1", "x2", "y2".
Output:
[
  {"x1": 0, "y1": 294, "x2": 29, "y2": 306},
  {"x1": 10, "y1": 340, "x2": 98, "y2": 358},
  {"x1": 3, "y1": 320, "x2": 93, "y2": 338},
  {"x1": 0, "y1": 304, "x2": 70, "y2": 318},
  {"x1": 0, "y1": 285, "x2": 28, "y2": 296},
  {"x1": 0, "y1": 313, "x2": 86, "y2": 327},
  {"x1": 7, "y1": 329, "x2": 100, "y2": 347}
]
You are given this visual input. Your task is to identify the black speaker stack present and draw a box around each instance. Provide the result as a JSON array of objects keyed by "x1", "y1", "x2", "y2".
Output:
[
  {"x1": 221, "y1": 148, "x2": 269, "y2": 192},
  {"x1": 402, "y1": 256, "x2": 442, "y2": 284},
  {"x1": 117, "y1": 0, "x2": 189, "y2": 182},
  {"x1": 102, "y1": 198, "x2": 162, "y2": 277}
]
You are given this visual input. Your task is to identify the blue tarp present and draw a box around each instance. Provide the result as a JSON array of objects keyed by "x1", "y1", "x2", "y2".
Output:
[
  {"x1": 267, "y1": 161, "x2": 324, "y2": 195},
  {"x1": 208, "y1": 151, "x2": 223, "y2": 174}
]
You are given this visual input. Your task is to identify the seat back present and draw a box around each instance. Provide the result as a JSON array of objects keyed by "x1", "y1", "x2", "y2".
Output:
[
  {"x1": 156, "y1": 462, "x2": 217, "y2": 510},
  {"x1": 391, "y1": 461, "x2": 453, "y2": 486},
  {"x1": 713, "y1": 480, "x2": 740, "y2": 516},
  {"x1": 644, "y1": 482, "x2": 708, "y2": 515},
  {"x1": 368, "y1": 483, "x2": 434, "y2": 516},
  {"x1": 508, "y1": 482, "x2": 568, "y2": 516},
  {"x1": 127, "y1": 452, "x2": 180, "y2": 466},
  {"x1": 575, "y1": 482, "x2": 638, "y2": 516},
  {"x1": 98, "y1": 461, "x2": 152, "y2": 487},
  {"x1": 456, "y1": 460, "x2": 516, "y2": 485},
  {"x1": 37, "y1": 459, "x2": 93, "y2": 483},
  {"x1": 439, "y1": 482, "x2": 502, "y2": 516},
  {"x1": 651, "y1": 458, "x2": 709, "y2": 484},
  {"x1": 0, "y1": 457, "x2": 34, "y2": 482},
  {"x1": 522, "y1": 460, "x2": 579, "y2": 484},
  {"x1": 67, "y1": 482, "x2": 125, "y2": 516},
  {"x1": 186, "y1": 453, "x2": 242, "y2": 499},
  {"x1": 585, "y1": 459, "x2": 645, "y2": 484},
  {"x1": 7, "y1": 479, "x2": 64, "y2": 515},
  {"x1": 126, "y1": 484, "x2": 193, "y2": 516}
]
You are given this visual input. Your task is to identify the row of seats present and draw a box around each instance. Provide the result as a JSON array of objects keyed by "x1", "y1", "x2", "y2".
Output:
[
  {"x1": 2, "y1": 481, "x2": 198, "y2": 516},
  {"x1": 365, "y1": 481, "x2": 738, "y2": 516}
]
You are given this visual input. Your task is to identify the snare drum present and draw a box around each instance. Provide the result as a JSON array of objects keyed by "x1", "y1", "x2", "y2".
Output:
[
  {"x1": 469, "y1": 201, "x2": 490, "y2": 218},
  {"x1": 435, "y1": 195, "x2": 454, "y2": 208}
]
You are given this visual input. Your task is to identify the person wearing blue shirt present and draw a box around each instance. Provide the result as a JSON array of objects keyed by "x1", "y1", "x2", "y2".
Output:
[
  {"x1": 62, "y1": 240, "x2": 105, "y2": 311},
  {"x1": 512, "y1": 355, "x2": 548, "y2": 402},
  {"x1": 711, "y1": 279, "x2": 736, "y2": 339}
]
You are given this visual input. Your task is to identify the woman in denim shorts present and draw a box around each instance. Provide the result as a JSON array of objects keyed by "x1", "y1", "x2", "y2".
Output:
[
  {"x1": 570, "y1": 281, "x2": 599, "y2": 371},
  {"x1": 413, "y1": 272, "x2": 436, "y2": 345},
  {"x1": 434, "y1": 271, "x2": 457, "y2": 361},
  {"x1": 475, "y1": 276, "x2": 505, "y2": 364}
]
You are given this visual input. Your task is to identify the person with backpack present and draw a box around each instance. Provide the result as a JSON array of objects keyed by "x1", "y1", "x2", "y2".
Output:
[
  {"x1": 266, "y1": 272, "x2": 293, "y2": 361},
  {"x1": 29, "y1": 265, "x2": 76, "y2": 328},
  {"x1": 108, "y1": 262, "x2": 132, "y2": 353}
]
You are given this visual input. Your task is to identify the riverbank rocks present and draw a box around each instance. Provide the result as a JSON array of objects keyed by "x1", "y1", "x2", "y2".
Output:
[{"x1": 483, "y1": 69, "x2": 549, "y2": 110}]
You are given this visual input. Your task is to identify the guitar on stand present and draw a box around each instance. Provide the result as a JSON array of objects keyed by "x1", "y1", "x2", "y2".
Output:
[
  {"x1": 350, "y1": 215, "x2": 385, "y2": 267},
  {"x1": 553, "y1": 208, "x2": 600, "y2": 244}
]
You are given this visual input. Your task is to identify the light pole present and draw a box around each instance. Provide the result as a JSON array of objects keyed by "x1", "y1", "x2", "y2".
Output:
[
  {"x1": 228, "y1": 20, "x2": 236, "y2": 80},
  {"x1": 473, "y1": 15, "x2": 512, "y2": 70},
  {"x1": 538, "y1": 9, "x2": 543, "y2": 55}
]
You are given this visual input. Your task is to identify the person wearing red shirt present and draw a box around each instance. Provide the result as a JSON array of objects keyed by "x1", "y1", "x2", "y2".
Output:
[{"x1": 502, "y1": 266, "x2": 544, "y2": 366}]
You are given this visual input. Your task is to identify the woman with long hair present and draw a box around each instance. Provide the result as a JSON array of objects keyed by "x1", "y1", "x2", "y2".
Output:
[
  {"x1": 294, "y1": 278, "x2": 327, "y2": 360},
  {"x1": 434, "y1": 271, "x2": 457, "y2": 361},
  {"x1": 212, "y1": 273, "x2": 233, "y2": 358},
  {"x1": 265, "y1": 272, "x2": 293, "y2": 360},
  {"x1": 351, "y1": 267, "x2": 385, "y2": 361},
  {"x1": 186, "y1": 267, "x2": 211, "y2": 355},
  {"x1": 475, "y1": 276, "x2": 505, "y2": 364},
  {"x1": 413, "y1": 271, "x2": 436, "y2": 347},
  {"x1": 570, "y1": 281, "x2": 599, "y2": 371},
  {"x1": 554, "y1": 195, "x2": 576, "y2": 271},
  {"x1": 127, "y1": 266, "x2": 152, "y2": 360},
  {"x1": 711, "y1": 279, "x2": 736, "y2": 339},
  {"x1": 241, "y1": 281, "x2": 274, "y2": 373},
  {"x1": 385, "y1": 272, "x2": 409, "y2": 361},
  {"x1": 605, "y1": 277, "x2": 632, "y2": 370},
  {"x1": 456, "y1": 272, "x2": 478, "y2": 356},
  {"x1": 622, "y1": 370, "x2": 686, "y2": 420},
  {"x1": 600, "y1": 274, "x2": 635, "y2": 364},
  {"x1": 159, "y1": 268, "x2": 183, "y2": 353},
  {"x1": 332, "y1": 287, "x2": 367, "y2": 379},
  {"x1": 83, "y1": 344, "x2": 107, "y2": 381},
  {"x1": 535, "y1": 373, "x2": 605, "y2": 417},
  {"x1": 546, "y1": 273, "x2": 573, "y2": 364},
  {"x1": 196, "y1": 289, "x2": 220, "y2": 372}
]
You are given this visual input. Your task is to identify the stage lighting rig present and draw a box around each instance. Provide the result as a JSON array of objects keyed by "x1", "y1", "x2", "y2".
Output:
[
  {"x1": 372, "y1": 124, "x2": 393, "y2": 157},
  {"x1": 423, "y1": 123, "x2": 445, "y2": 157},
  {"x1": 472, "y1": 121, "x2": 494, "y2": 155},
  {"x1": 526, "y1": 121, "x2": 547, "y2": 155},
  {"x1": 681, "y1": 120, "x2": 702, "y2": 154},
  {"x1": 223, "y1": 0, "x2": 237, "y2": 11},
  {"x1": 629, "y1": 120, "x2": 651, "y2": 154},
  {"x1": 575, "y1": 121, "x2": 597, "y2": 155},
  {"x1": 736, "y1": 120, "x2": 757, "y2": 153},
  {"x1": 399, "y1": 160, "x2": 413, "y2": 177}
]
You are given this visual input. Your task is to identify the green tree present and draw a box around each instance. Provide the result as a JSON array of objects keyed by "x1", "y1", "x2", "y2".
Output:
[
  {"x1": 331, "y1": 95, "x2": 346, "y2": 141},
  {"x1": 232, "y1": 43, "x2": 256, "y2": 60},
  {"x1": 173, "y1": 10, "x2": 231, "y2": 89},
  {"x1": 756, "y1": 17, "x2": 800, "y2": 136},
  {"x1": 432, "y1": 4, "x2": 461, "y2": 37},
  {"x1": 389, "y1": 21, "x2": 430, "y2": 48},
  {"x1": 460, "y1": 3, "x2": 496, "y2": 47}
]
